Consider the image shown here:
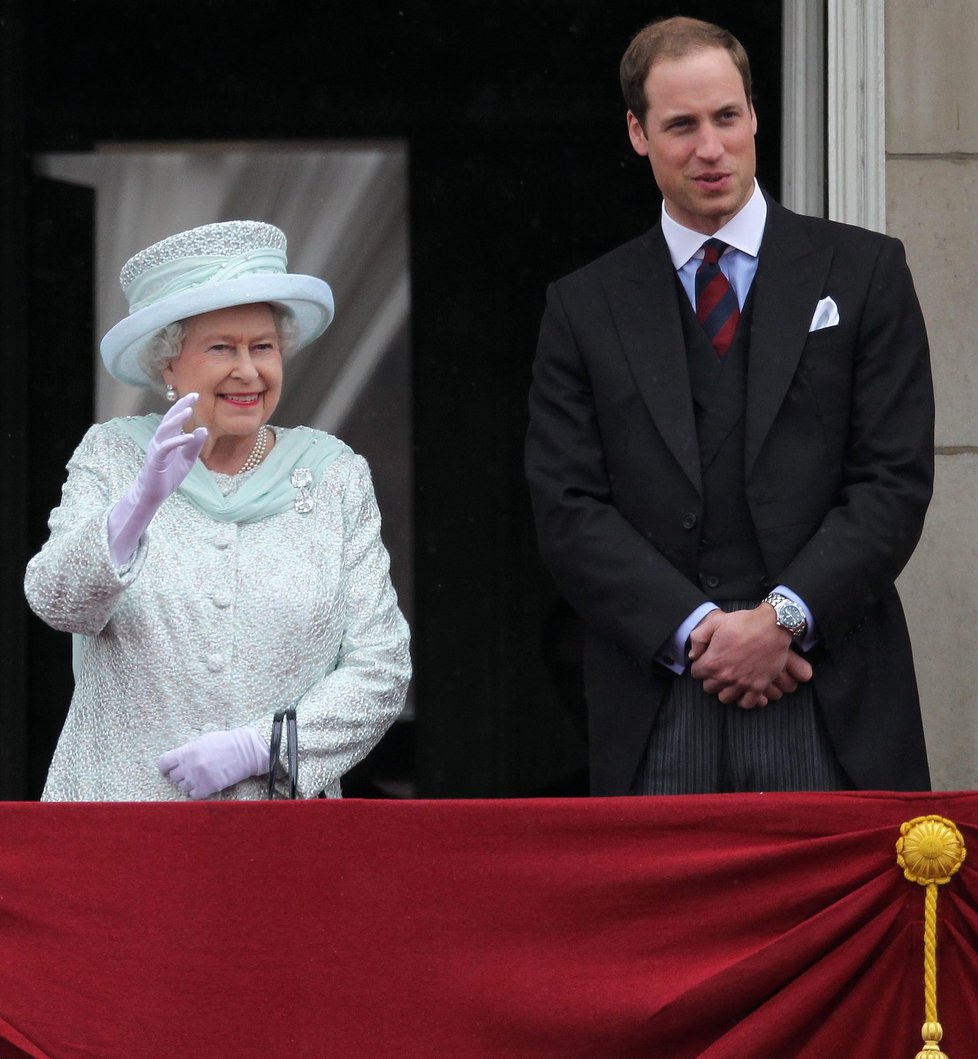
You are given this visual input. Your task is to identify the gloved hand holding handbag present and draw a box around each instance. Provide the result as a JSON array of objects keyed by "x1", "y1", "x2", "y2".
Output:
[{"x1": 157, "y1": 726, "x2": 270, "y2": 799}]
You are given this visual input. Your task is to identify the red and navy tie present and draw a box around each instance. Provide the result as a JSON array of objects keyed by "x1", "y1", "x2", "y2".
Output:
[{"x1": 695, "y1": 238, "x2": 740, "y2": 357}]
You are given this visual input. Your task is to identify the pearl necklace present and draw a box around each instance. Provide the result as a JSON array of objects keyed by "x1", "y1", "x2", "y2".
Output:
[{"x1": 237, "y1": 424, "x2": 268, "y2": 475}]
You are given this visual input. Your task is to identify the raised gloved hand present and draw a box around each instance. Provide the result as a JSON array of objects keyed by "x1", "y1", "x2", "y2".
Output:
[
  {"x1": 107, "y1": 392, "x2": 208, "y2": 567},
  {"x1": 157, "y1": 726, "x2": 270, "y2": 799}
]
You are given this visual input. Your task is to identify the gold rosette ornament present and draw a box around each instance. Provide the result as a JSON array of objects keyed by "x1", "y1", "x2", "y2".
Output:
[{"x1": 896, "y1": 815, "x2": 967, "y2": 1059}]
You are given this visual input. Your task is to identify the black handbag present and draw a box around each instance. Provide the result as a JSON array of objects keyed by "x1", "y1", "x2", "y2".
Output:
[{"x1": 267, "y1": 708, "x2": 298, "y2": 799}]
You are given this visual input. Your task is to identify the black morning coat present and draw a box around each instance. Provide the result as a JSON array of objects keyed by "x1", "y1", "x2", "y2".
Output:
[{"x1": 526, "y1": 193, "x2": 935, "y2": 795}]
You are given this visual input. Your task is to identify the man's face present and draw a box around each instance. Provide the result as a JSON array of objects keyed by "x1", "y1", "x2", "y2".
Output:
[{"x1": 627, "y1": 46, "x2": 757, "y2": 235}]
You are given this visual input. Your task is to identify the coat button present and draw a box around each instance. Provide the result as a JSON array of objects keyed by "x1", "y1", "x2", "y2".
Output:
[
  {"x1": 213, "y1": 528, "x2": 235, "y2": 550},
  {"x1": 682, "y1": 512, "x2": 697, "y2": 529},
  {"x1": 705, "y1": 575, "x2": 720, "y2": 589}
]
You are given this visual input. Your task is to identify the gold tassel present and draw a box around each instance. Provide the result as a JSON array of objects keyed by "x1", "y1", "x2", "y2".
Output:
[
  {"x1": 896, "y1": 815, "x2": 967, "y2": 1059},
  {"x1": 914, "y1": 1019, "x2": 947, "y2": 1059}
]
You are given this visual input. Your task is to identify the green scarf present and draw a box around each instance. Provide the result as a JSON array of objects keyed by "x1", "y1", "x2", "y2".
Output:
[{"x1": 112, "y1": 416, "x2": 348, "y2": 523}]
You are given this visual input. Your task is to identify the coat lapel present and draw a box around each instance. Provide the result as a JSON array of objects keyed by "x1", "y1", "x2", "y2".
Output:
[
  {"x1": 745, "y1": 200, "x2": 834, "y2": 477},
  {"x1": 600, "y1": 204, "x2": 834, "y2": 494},
  {"x1": 605, "y1": 227, "x2": 703, "y2": 496}
]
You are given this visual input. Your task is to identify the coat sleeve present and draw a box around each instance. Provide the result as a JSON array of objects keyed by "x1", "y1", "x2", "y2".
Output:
[
  {"x1": 525, "y1": 279, "x2": 710, "y2": 666},
  {"x1": 252, "y1": 455, "x2": 411, "y2": 797},
  {"x1": 24, "y1": 426, "x2": 144, "y2": 636},
  {"x1": 775, "y1": 235, "x2": 935, "y2": 650}
]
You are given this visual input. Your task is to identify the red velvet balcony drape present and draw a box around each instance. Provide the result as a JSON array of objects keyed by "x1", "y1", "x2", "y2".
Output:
[{"x1": 0, "y1": 792, "x2": 975, "y2": 1058}]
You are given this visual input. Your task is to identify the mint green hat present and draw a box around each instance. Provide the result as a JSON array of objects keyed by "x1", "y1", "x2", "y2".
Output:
[{"x1": 100, "y1": 220, "x2": 334, "y2": 387}]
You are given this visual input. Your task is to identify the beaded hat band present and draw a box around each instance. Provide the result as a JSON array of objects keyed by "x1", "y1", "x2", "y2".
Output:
[{"x1": 100, "y1": 220, "x2": 334, "y2": 388}]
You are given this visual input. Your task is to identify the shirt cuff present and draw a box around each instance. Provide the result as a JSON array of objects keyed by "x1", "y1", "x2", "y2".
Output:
[{"x1": 655, "y1": 602, "x2": 720, "y2": 674}]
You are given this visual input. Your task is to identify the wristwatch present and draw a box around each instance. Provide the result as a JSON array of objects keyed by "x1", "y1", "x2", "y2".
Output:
[{"x1": 762, "y1": 592, "x2": 807, "y2": 640}]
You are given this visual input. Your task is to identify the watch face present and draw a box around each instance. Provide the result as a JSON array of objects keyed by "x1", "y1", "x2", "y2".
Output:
[{"x1": 779, "y1": 602, "x2": 804, "y2": 630}]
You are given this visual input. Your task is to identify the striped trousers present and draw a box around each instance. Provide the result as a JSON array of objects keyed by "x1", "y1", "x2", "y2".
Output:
[{"x1": 630, "y1": 602, "x2": 853, "y2": 795}]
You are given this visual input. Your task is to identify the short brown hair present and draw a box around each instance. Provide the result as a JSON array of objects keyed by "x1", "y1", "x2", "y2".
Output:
[{"x1": 620, "y1": 16, "x2": 753, "y2": 126}]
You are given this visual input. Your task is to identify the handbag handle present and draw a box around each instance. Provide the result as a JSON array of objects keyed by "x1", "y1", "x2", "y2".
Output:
[{"x1": 267, "y1": 708, "x2": 298, "y2": 799}]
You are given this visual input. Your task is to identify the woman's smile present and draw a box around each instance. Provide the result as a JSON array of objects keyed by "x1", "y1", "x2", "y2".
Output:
[{"x1": 161, "y1": 303, "x2": 284, "y2": 472}]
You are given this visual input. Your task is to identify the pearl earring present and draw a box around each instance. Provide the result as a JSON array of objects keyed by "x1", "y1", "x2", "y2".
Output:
[{"x1": 165, "y1": 384, "x2": 178, "y2": 403}]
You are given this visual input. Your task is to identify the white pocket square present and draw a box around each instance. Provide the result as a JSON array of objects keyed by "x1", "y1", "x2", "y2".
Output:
[{"x1": 809, "y1": 296, "x2": 840, "y2": 331}]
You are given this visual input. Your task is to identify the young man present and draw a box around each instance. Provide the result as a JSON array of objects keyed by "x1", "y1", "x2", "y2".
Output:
[{"x1": 525, "y1": 17, "x2": 934, "y2": 795}]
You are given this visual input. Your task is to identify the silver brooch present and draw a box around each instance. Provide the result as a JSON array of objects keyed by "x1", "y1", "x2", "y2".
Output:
[{"x1": 290, "y1": 468, "x2": 314, "y2": 513}]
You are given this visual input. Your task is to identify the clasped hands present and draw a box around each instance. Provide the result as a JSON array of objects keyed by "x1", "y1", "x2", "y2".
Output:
[{"x1": 687, "y1": 606, "x2": 813, "y2": 709}]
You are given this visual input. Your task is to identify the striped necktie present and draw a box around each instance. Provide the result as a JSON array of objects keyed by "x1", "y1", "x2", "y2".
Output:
[{"x1": 695, "y1": 238, "x2": 740, "y2": 357}]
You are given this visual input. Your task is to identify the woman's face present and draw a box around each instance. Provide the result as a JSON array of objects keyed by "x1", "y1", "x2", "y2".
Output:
[{"x1": 162, "y1": 303, "x2": 283, "y2": 442}]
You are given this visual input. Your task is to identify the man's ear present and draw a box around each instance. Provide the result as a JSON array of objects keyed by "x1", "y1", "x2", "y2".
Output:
[{"x1": 626, "y1": 111, "x2": 650, "y2": 157}]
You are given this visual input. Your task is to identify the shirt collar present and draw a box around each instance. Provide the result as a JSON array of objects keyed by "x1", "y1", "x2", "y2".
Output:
[{"x1": 661, "y1": 180, "x2": 767, "y2": 270}]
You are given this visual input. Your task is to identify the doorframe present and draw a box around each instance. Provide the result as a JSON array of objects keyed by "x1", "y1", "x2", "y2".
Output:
[{"x1": 782, "y1": 0, "x2": 886, "y2": 231}]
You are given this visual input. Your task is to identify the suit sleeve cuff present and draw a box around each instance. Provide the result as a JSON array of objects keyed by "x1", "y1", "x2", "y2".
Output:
[{"x1": 655, "y1": 602, "x2": 720, "y2": 674}]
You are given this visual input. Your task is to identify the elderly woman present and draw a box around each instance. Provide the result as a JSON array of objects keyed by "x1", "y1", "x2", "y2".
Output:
[{"x1": 25, "y1": 220, "x2": 411, "y2": 800}]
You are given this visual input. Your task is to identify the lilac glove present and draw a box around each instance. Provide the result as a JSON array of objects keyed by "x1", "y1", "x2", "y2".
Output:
[
  {"x1": 107, "y1": 392, "x2": 208, "y2": 567},
  {"x1": 157, "y1": 726, "x2": 270, "y2": 799}
]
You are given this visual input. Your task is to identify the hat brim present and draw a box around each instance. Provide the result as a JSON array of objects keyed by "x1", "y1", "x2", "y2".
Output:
[{"x1": 100, "y1": 273, "x2": 335, "y2": 387}]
